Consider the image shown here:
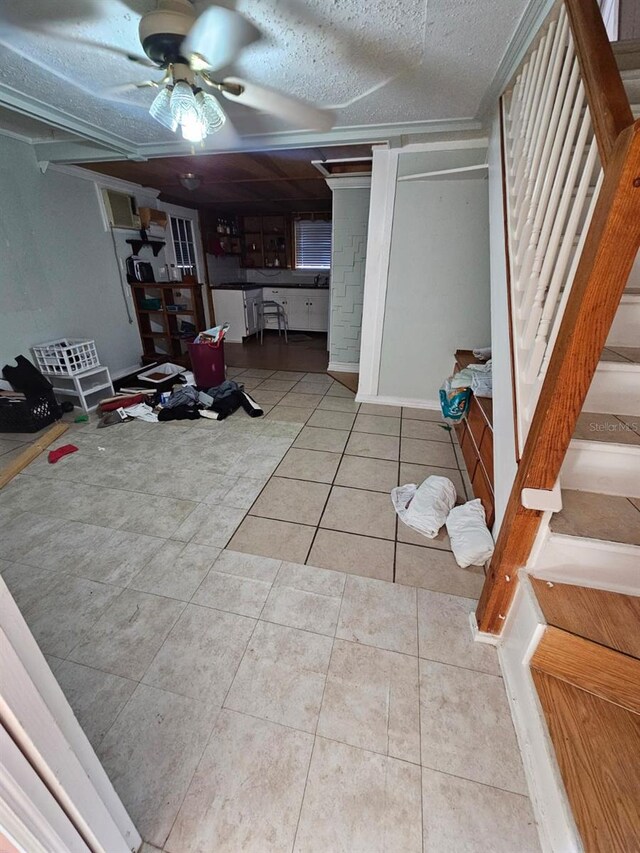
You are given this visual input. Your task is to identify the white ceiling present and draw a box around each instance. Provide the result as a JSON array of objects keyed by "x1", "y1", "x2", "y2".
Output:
[{"x1": 0, "y1": 0, "x2": 530, "y2": 161}]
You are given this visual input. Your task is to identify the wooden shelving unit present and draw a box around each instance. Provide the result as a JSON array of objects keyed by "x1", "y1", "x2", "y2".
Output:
[
  {"x1": 242, "y1": 215, "x2": 290, "y2": 269},
  {"x1": 129, "y1": 281, "x2": 205, "y2": 366}
]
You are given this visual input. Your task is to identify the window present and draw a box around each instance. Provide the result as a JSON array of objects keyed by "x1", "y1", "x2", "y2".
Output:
[
  {"x1": 170, "y1": 216, "x2": 198, "y2": 277},
  {"x1": 294, "y1": 219, "x2": 332, "y2": 270}
]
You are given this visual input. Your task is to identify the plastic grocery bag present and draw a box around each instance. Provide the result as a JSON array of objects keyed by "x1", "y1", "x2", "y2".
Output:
[
  {"x1": 439, "y1": 377, "x2": 471, "y2": 423},
  {"x1": 391, "y1": 476, "x2": 457, "y2": 538},
  {"x1": 446, "y1": 499, "x2": 495, "y2": 567}
]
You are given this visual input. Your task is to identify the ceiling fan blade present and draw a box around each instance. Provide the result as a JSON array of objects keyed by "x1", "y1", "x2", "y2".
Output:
[
  {"x1": 103, "y1": 79, "x2": 163, "y2": 97},
  {"x1": 0, "y1": 1, "x2": 102, "y2": 27},
  {"x1": 183, "y1": 7, "x2": 261, "y2": 72},
  {"x1": 220, "y1": 78, "x2": 335, "y2": 132}
]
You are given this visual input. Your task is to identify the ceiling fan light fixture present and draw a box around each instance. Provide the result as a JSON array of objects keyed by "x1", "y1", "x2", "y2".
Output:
[
  {"x1": 148, "y1": 86, "x2": 177, "y2": 131},
  {"x1": 170, "y1": 79, "x2": 199, "y2": 125},
  {"x1": 179, "y1": 172, "x2": 202, "y2": 191},
  {"x1": 180, "y1": 116, "x2": 206, "y2": 143},
  {"x1": 195, "y1": 91, "x2": 226, "y2": 134}
]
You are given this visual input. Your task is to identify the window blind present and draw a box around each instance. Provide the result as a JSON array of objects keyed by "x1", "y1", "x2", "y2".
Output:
[{"x1": 294, "y1": 219, "x2": 332, "y2": 270}]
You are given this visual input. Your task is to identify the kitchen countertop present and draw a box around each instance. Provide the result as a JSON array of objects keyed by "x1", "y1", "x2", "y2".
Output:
[{"x1": 211, "y1": 282, "x2": 329, "y2": 290}]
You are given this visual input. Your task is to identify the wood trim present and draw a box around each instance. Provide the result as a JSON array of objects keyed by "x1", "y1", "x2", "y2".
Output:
[
  {"x1": 477, "y1": 121, "x2": 640, "y2": 634},
  {"x1": 531, "y1": 577, "x2": 640, "y2": 659},
  {"x1": 531, "y1": 626, "x2": 640, "y2": 715},
  {"x1": 0, "y1": 423, "x2": 68, "y2": 490},
  {"x1": 564, "y1": 0, "x2": 634, "y2": 167}
]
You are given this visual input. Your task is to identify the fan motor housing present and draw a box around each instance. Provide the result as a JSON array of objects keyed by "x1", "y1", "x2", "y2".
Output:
[{"x1": 139, "y1": 4, "x2": 196, "y2": 67}]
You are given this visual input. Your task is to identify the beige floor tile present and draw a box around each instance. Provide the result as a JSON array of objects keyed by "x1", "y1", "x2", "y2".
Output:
[
  {"x1": 166, "y1": 710, "x2": 313, "y2": 853},
  {"x1": 337, "y1": 575, "x2": 418, "y2": 656},
  {"x1": 320, "y1": 485, "x2": 397, "y2": 540},
  {"x1": 400, "y1": 437, "x2": 457, "y2": 467},
  {"x1": 171, "y1": 503, "x2": 247, "y2": 547},
  {"x1": 143, "y1": 604, "x2": 255, "y2": 703},
  {"x1": 396, "y1": 543, "x2": 484, "y2": 598},
  {"x1": 261, "y1": 562, "x2": 345, "y2": 636},
  {"x1": 359, "y1": 403, "x2": 402, "y2": 417},
  {"x1": 259, "y1": 379, "x2": 299, "y2": 392},
  {"x1": 397, "y1": 521, "x2": 452, "y2": 550},
  {"x1": 294, "y1": 426, "x2": 350, "y2": 453},
  {"x1": 250, "y1": 476, "x2": 331, "y2": 525},
  {"x1": 221, "y1": 477, "x2": 268, "y2": 509},
  {"x1": 68, "y1": 589, "x2": 185, "y2": 680},
  {"x1": 55, "y1": 660, "x2": 136, "y2": 750},
  {"x1": 191, "y1": 569, "x2": 272, "y2": 618},
  {"x1": 301, "y1": 372, "x2": 333, "y2": 385},
  {"x1": 418, "y1": 589, "x2": 499, "y2": 674},
  {"x1": 401, "y1": 419, "x2": 452, "y2": 442},
  {"x1": 294, "y1": 738, "x2": 422, "y2": 853},
  {"x1": 307, "y1": 530, "x2": 395, "y2": 581},
  {"x1": 306, "y1": 408, "x2": 356, "y2": 431},
  {"x1": 225, "y1": 620, "x2": 333, "y2": 733},
  {"x1": 335, "y1": 454, "x2": 399, "y2": 492},
  {"x1": 210, "y1": 549, "x2": 282, "y2": 583},
  {"x1": 402, "y1": 406, "x2": 443, "y2": 421},
  {"x1": 317, "y1": 396, "x2": 360, "y2": 415},
  {"x1": 279, "y1": 392, "x2": 325, "y2": 408},
  {"x1": 276, "y1": 447, "x2": 342, "y2": 484},
  {"x1": 353, "y1": 413, "x2": 401, "y2": 436},
  {"x1": 266, "y1": 405, "x2": 314, "y2": 424},
  {"x1": 240, "y1": 368, "x2": 276, "y2": 378},
  {"x1": 345, "y1": 431, "x2": 400, "y2": 461},
  {"x1": 318, "y1": 639, "x2": 420, "y2": 763},
  {"x1": 325, "y1": 382, "x2": 356, "y2": 398},
  {"x1": 420, "y1": 660, "x2": 527, "y2": 795},
  {"x1": 119, "y1": 494, "x2": 199, "y2": 539},
  {"x1": 97, "y1": 684, "x2": 214, "y2": 848},
  {"x1": 271, "y1": 370, "x2": 307, "y2": 381},
  {"x1": 552, "y1": 490, "x2": 640, "y2": 545},
  {"x1": 293, "y1": 380, "x2": 331, "y2": 395},
  {"x1": 129, "y1": 541, "x2": 220, "y2": 601},
  {"x1": 399, "y1": 462, "x2": 466, "y2": 502},
  {"x1": 422, "y1": 769, "x2": 541, "y2": 853},
  {"x1": 250, "y1": 389, "x2": 286, "y2": 405},
  {"x1": 228, "y1": 516, "x2": 316, "y2": 564}
]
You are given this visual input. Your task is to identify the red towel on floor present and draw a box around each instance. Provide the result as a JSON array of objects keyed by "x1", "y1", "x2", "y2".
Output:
[{"x1": 48, "y1": 444, "x2": 78, "y2": 464}]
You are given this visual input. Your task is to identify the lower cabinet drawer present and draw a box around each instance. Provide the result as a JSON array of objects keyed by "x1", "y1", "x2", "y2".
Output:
[
  {"x1": 460, "y1": 426, "x2": 478, "y2": 481},
  {"x1": 479, "y1": 428, "x2": 494, "y2": 483},
  {"x1": 471, "y1": 462, "x2": 495, "y2": 528}
]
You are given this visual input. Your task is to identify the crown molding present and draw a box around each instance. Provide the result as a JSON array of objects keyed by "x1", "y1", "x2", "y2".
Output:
[
  {"x1": 476, "y1": 0, "x2": 555, "y2": 122},
  {"x1": 47, "y1": 163, "x2": 161, "y2": 198}
]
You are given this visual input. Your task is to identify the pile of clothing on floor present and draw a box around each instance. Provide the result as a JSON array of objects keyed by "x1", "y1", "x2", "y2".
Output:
[{"x1": 98, "y1": 379, "x2": 263, "y2": 428}]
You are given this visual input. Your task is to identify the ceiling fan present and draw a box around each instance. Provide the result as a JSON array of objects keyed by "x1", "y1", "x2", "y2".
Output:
[{"x1": 2, "y1": 0, "x2": 336, "y2": 143}]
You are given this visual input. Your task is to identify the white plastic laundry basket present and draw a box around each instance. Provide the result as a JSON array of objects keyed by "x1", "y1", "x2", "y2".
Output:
[{"x1": 32, "y1": 339, "x2": 100, "y2": 376}]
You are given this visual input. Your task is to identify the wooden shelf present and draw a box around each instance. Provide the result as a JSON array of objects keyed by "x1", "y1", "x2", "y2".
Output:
[
  {"x1": 126, "y1": 238, "x2": 165, "y2": 256},
  {"x1": 131, "y1": 280, "x2": 205, "y2": 367}
]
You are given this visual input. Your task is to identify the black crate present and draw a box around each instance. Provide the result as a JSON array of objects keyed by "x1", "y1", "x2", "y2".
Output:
[{"x1": 0, "y1": 390, "x2": 62, "y2": 433}]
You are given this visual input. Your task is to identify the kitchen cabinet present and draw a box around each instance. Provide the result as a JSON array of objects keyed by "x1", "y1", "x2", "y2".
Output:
[
  {"x1": 262, "y1": 288, "x2": 329, "y2": 332},
  {"x1": 242, "y1": 216, "x2": 291, "y2": 269},
  {"x1": 211, "y1": 287, "x2": 263, "y2": 342}
]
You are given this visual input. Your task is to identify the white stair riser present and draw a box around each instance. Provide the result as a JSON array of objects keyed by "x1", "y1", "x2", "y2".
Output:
[
  {"x1": 562, "y1": 439, "x2": 640, "y2": 498},
  {"x1": 529, "y1": 532, "x2": 640, "y2": 595},
  {"x1": 584, "y1": 362, "x2": 640, "y2": 416},
  {"x1": 606, "y1": 294, "x2": 640, "y2": 347}
]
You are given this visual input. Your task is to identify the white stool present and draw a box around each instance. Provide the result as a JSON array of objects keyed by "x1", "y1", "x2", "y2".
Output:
[{"x1": 258, "y1": 300, "x2": 289, "y2": 344}]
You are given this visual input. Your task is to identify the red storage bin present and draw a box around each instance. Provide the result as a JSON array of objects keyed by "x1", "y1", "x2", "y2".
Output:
[{"x1": 187, "y1": 341, "x2": 226, "y2": 389}]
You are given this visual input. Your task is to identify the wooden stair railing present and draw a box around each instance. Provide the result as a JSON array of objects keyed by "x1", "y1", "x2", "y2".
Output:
[{"x1": 476, "y1": 0, "x2": 640, "y2": 635}]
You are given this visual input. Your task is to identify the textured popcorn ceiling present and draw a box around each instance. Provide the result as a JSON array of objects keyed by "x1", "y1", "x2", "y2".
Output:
[{"x1": 0, "y1": 0, "x2": 527, "y2": 150}]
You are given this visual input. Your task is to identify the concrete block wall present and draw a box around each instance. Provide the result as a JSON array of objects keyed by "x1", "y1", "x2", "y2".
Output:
[{"x1": 329, "y1": 185, "x2": 371, "y2": 367}]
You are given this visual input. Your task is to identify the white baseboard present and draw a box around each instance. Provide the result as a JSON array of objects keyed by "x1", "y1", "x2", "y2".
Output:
[
  {"x1": 328, "y1": 361, "x2": 360, "y2": 373},
  {"x1": 355, "y1": 393, "x2": 441, "y2": 410},
  {"x1": 498, "y1": 578, "x2": 581, "y2": 853}
]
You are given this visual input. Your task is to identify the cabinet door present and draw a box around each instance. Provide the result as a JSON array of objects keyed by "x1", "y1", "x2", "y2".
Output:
[
  {"x1": 282, "y1": 293, "x2": 308, "y2": 330},
  {"x1": 307, "y1": 294, "x2": 329, "y2": 331}
]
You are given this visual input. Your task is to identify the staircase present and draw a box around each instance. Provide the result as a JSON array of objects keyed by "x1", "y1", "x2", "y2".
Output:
[{"x1": 536, "y1": 45, "x2": 640, "y2": 588}]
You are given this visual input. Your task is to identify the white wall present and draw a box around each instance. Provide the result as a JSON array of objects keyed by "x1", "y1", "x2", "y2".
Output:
[
  {"x1": 487, "y1": 112, "x2": 518, "y2": 533},
  {"x1": 376, "y1": 150, "x2": 490, "y2": 403},
  {"x1": 0, "y1": 135, "x2": 204, "y2": 378},
  {"x1": 329, "y1": 182, "x2": 371, "y2": 368}
]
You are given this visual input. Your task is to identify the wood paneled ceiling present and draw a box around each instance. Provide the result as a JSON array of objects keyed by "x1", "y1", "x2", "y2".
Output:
[{"x1": 83, "y1": 145, "x2": 372, "y2": 214}]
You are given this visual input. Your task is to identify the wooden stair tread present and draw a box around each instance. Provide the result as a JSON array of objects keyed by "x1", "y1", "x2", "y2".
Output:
[{"x1": 551, "y1": 489, "x2": 640, "y2": 546}]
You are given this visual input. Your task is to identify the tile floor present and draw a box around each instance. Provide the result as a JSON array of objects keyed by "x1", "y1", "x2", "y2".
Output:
[{"x1": 0, "y1": 369, "x2": 540, "y2": 852}]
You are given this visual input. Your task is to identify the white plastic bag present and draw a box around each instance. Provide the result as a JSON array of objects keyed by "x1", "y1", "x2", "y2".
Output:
[
  {"x1": 446, "y1": 499, "x2": 495, "y2": 568},
  {"x1": 391, "y1": 476, "x2": 457, "y2": 538}
]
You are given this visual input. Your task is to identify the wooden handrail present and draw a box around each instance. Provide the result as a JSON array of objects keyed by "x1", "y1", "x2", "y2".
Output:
[
  {"x1": 564, "y1": 0, "x2": 634, "y2": 167},
  {"x1": 477, "y1": 120, "x2": 640, "y2": 634}
]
